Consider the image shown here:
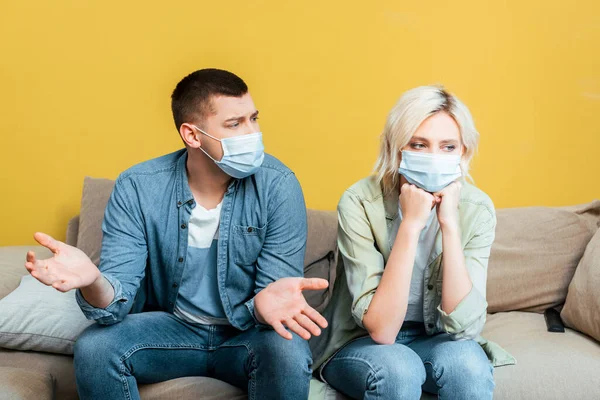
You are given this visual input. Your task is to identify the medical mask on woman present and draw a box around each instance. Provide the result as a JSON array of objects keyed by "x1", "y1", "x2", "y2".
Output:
[
  {"x1": 398, "y1": 150, "x2": 462, "y2": 193},
  {"x1": 193, "y1": 126, "x2": 265, "y2": 179}
]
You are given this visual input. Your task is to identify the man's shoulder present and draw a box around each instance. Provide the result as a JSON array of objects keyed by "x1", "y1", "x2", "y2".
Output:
[
  {"x1": 258, "y1": 153, "x2": 294, "y2": 177},
  {"x1": 118, "y1": 149, "x2": 186, "y2": 182}
]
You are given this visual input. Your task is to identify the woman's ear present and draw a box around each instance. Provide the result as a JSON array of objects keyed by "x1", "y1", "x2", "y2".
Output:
[{"x1": 180, "y1": 123, "x2": 201, "y2": 148}]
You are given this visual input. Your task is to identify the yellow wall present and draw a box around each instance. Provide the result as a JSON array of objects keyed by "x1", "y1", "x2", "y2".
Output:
[{"x1": 1, "y1": 1, "x2": 599, "y2": 246}]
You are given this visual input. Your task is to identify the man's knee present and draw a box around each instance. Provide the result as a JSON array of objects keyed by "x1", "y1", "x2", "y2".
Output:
[{"x1": 250, "y1": 329, "x2": 312, "y2": 371}]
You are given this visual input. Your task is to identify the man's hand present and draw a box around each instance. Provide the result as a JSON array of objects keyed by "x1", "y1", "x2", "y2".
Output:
[
  {"x1": 254, "y1": 277, "x2": 329, "y2": 340},
  {"x1": 25, "y1": 232, "x2": 101, "y2": 292}
]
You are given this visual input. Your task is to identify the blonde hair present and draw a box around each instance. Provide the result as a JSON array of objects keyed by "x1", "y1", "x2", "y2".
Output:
[{"x1": 374, "y1": 85, "x2": 479, "y2": 193}]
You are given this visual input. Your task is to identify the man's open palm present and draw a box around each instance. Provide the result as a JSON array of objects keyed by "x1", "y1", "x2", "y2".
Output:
[
  {"x1": 25, "y1": 232, "x2": 99, "y2": 292},
  {"x1": 254, "y1": 277, "x2": 329, "y2": 340}
]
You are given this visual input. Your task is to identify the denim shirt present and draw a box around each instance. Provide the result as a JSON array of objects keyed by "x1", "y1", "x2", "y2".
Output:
[{"x1": 76, "y1": 149, "x2": 307, "y2": 331}]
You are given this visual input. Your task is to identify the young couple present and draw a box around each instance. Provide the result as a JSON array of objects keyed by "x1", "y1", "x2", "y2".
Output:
[{"x1": 25, "y1": 69, "x2": 513, "y2": 400}]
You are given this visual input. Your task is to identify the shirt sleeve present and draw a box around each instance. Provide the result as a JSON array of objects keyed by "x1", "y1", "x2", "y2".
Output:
[
  {"x1": 243, "y1": 172, "x2": 308, "y2": 325},
  {"x1": 437, "y1": 205, "x2": 496, "y2": 340},
  {"x1": 337, "y1": 190, "x2": 386, "y2": 329},
  {"x1": 76, "y1": 175, "x2": 148, "y2": 325}
]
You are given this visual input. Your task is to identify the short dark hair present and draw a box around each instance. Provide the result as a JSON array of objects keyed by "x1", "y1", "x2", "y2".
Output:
[{"x1": 171, "y1": 68, "x2": 248, "y2": 129}]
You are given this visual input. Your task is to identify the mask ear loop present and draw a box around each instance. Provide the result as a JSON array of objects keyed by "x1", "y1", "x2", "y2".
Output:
[{"x1": 192, "y1": 125, "x2": 223, "y2": 163}]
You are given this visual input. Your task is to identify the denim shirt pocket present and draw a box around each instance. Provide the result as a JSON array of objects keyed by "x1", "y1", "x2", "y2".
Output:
[{"x1": 233, "y1": 224, "x2": 267, "y2": 265}]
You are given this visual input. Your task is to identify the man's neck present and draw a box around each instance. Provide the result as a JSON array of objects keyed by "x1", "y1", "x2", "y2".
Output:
[{"x1": 186, "y1": 148, "x2": 231, "y2": 210}]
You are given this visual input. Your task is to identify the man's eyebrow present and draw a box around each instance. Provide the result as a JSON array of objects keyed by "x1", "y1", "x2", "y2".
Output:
[{"x1": 224, "y1": 110, "x2": 259, "y2": 122}]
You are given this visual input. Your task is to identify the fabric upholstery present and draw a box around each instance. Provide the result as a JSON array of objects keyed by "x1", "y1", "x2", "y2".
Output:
[
  {"x1": 0, "y1": 275, "x2": 93, "y2": 354},
  {"x1": 561, "y1": 228, "x2": 600, "y2": 342},
  {"x1": 487, "y1": 202, "x2": 600, "y2": 313},
  {"x1": 0, "y1": 366, "x2": 53, "y2": 400},
  {"x1": 0, "y1": 246, "x2": 52, "y2": 300}
]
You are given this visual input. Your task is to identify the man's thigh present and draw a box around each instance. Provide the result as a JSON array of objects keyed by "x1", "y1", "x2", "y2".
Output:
[
  {"x1": 210, "y1": 327, "x2": 312, "y2": 390},
  {"x1": 75, "y1": 311, "x2": 214, "y2": 384}
]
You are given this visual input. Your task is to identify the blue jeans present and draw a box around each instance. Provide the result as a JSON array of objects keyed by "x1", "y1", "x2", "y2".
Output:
[
  {"x1": 321, "y1": 322, "x2": 494, "y2": 399},
  {"x1": 74, "y1": 311, "x2": 312, "y2": 400}
]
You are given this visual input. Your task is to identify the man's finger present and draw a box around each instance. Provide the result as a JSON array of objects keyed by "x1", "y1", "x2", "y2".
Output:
[
  {"x1": 284, "y1": 318, "x2": 311, "y2": 340},
  {"x1": 302, "y1": 305, "x2": 328, "y2": 329},
  {"x1": 299, "y1": 278, "x2": 329, "y2": 291},
  {"x1": 33, "y1": 232, "x2": 60, "y2": 254},
  {"x1": 294, "y1": 313, "x2": 321, "y2": 337},
  {"x1": 271, "y1": 320, "x2": 293, "y2": 340},
  {"x1": 52, "y1": 280, "x2": 73, "y2": 293}
]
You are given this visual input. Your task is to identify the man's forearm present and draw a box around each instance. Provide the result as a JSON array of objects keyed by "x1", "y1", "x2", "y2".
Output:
[{"x1": 80, "y1": 274, "x2": 115, "y2": 309}]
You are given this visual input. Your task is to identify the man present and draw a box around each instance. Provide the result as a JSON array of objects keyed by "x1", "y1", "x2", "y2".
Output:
[{"x1": 25, "y1": 68, "x2": 328, "y2": 399}]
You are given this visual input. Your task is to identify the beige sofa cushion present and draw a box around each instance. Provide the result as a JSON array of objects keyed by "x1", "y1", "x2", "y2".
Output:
[
  {"x1": 0, "y1": 246, "x2": 52, "y2": 300},
  {"x1": 487, "y1": 201, "x2": 600, "y2": 313},
  {"x1": 561, "y1": 228, "x2": 600, "y2": 342},
  {"x1": 482, "y1": 312, "x2": 600, "y2": 399},
  {"x1": 0, "y1": 349, "x2": 76, "y2": 400},
  {"x1": 76, "y1": 177, "x2": 115, "y2": 266},
  {"x1": 0, "y1": 366, "x2": 53, "y2": 400}
]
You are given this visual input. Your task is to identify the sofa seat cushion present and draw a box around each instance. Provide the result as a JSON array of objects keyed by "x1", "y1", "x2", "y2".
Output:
[
  {"x1": 483, "y1": 312, "x2": 600, "y2": 399},
  {"x1": 0, "y1": 366, "x2": 53, "y2": 400}
]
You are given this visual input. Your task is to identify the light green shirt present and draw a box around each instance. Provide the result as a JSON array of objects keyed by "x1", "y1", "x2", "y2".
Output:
[{"x1": 308, "y1": 176, "x2": 515, "y2": 399}]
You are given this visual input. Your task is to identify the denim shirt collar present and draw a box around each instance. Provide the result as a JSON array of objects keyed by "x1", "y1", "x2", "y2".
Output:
[{"x1": 176, "y1": 150, "x2": 240, "y2": 208}]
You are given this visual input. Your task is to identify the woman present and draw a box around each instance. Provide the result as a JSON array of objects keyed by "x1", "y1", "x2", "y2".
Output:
[{"x1": 310, "y1": 86, "x2": 514, "y2": 400}]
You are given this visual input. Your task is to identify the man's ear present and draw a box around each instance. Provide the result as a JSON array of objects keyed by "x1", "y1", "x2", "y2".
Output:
[{"x1": 180, "y1": 123, "x2": 201, "y2": 149}]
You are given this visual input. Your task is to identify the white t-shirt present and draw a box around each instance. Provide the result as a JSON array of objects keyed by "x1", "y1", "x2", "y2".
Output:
[{"x1": 389, "y1": 206, "x2": 439, "y2": 322}]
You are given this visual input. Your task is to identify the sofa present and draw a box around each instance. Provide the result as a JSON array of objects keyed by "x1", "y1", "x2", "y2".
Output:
[{"x1": 1, "y1": 177, "x2": 599, "y2": 400}]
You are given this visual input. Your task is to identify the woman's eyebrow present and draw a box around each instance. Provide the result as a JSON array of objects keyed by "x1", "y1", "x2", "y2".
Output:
[
  {"x1": 440, "y1": 139, "x2": 460, "y2": 145},
  {"x1": 410, "y1": 136, "x2": 430, "y2": 142}
]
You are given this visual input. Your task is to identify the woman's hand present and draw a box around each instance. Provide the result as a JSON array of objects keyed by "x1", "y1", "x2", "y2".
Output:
[
  {"x1": 434, "y1": 181, "x2": 462, "y2": 230},
  {"x1": 399, "y1": 183, "x2": 436, "y2": 231}
]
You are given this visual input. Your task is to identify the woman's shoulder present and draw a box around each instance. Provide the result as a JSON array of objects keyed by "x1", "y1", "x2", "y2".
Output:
[
  {"x1": 341, "y1": 175, "x2": 383, "y2": 203},
  {"x1": 460, "y1": 181, "x2": 496, "y2": 221}
]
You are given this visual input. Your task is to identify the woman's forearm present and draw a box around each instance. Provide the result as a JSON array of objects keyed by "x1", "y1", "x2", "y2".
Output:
[
  {"x1": 363, "y1": 222, "x2": 421, "y2": 344},
  {"x1": 440, "y1": 223, "x2": 472, "y2": 314}
]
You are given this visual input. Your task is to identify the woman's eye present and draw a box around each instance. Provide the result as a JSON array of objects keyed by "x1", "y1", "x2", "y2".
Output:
[
  {"x1": 444, "y1": 145, "x2": 456, "y2": 152},
  {"x1": 251, "y1": 116, "x2": 259, "y2": 122},
  {"x1": 410, "y1": 143, "x2": 425, "y2": 149},
  {"x1": 229, "y1": 122, "x2": 239, "y2": 128}
]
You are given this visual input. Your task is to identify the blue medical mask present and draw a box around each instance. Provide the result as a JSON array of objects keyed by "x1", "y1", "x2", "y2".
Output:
[
  {"x1": 193, "y1": 126, "x2": 265, "y2": 179},
  {"x1": 398, "y1": 150, "x2": 462, "y2": 193}
]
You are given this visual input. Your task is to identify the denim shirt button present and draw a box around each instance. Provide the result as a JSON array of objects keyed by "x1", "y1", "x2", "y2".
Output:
[
  {"x1": 172, "y1": 283, "x2": 178, "y2": 288},
  {"x1": 247, "y1": 227, "x2": 253, "y2": 233},
  {"x1": 178, "y1": 257, "x2": 184, "y2": 262},
  {"x1": 428, "y1": 323, "x2": 434, "y2": 329},
  {"x1": 181, "y1": 224, "x2": 187, "y2": 229}
]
